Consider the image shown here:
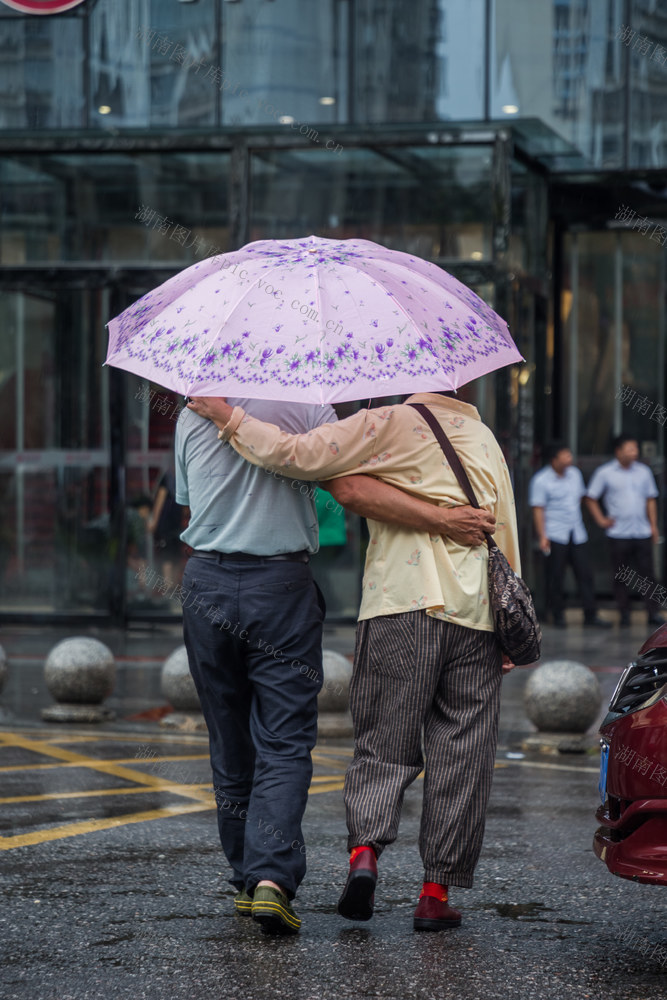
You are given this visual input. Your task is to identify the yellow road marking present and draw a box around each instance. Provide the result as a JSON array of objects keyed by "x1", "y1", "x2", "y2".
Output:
[
  {"x1": 0, "y1": 779, "x2": 345, "y2": 807},
  {"x1": 309, "y1": 781, "x2": 344, "y2": 794},
  {"x1": 0, "y1": 775, "x2": 343, "y2": 805},
  {"x1": 0, "y1": 783, "x2": 213, "y2": 805},
  {"x1": 0, "y1": 728, "x2": 207, "y2": 746},
  {"x1": 0, "y1": 801, "x2": 213, "y2": 850},
  {"x1": 0, "y1": 754, "x2": 209, "y2": 774},
  {"x1": 0, "y1": 763, "x2": 74, "y2": 773},
  {"x1": 0, "y1": 781, "x2": 345, "y2": 848},
  {"x1": 0, "y1": 731, "x2": 349, "y2": 850},
  {"x1": 312, "y1": 751, "x2": 352, "y2": 765},
  {"x1": 0, "y1": 762, "x2": 338, "y2": 791},
  {"x1": 0, "y1": 733, "x2": 208, "y2": 802},
  {"x1": 126, "y1": 753, "x2": 208, "y2": 761}
]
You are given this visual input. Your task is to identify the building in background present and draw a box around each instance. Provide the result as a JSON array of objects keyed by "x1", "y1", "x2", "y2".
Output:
[{"x1": 0, "y1": 0, "x2": 664, "y2": 624}]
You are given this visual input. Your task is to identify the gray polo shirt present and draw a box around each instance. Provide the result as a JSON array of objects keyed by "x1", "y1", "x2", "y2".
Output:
[{"x1": 175, "y1": 397, "x2": 337, "y2": 555}]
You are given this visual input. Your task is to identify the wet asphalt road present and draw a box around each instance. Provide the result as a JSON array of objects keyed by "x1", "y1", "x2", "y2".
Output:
[
  {"x1": 2, "y1": 731, "x2": 666, "y2": 1000},
  {"x1": 1, "y1": 619, "x2": 666, "y2": 1000}
]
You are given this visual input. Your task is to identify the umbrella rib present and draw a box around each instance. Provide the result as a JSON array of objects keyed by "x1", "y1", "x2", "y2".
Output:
[{"x1": 313, "y1": 256, "x2": 325, "y2": 407}]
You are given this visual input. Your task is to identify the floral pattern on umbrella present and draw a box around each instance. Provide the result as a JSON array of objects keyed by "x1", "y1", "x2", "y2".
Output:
[{"x1": 106, "y1": 236, "x2": 523, "y2": 403}]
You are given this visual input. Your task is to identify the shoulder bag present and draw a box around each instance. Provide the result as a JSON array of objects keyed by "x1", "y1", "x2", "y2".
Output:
[{"x1": 408, "y1": 402, "x2": 541, "y2": 665}]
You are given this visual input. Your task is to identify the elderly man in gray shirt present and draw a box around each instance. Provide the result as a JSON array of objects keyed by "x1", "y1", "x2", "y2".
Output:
[{"x1": 176, "y1": 397, "x2": 494, "y2": 935}]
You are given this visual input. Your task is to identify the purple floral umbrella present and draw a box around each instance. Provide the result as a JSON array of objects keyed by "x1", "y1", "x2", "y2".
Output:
[{"x1": 105, "y1": 235, "x2": 523, "y2": 404}]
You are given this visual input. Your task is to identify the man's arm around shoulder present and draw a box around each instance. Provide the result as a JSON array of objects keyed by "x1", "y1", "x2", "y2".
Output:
[{"x1": 323, "y1": 476, "x2": 495, "y2": 547}]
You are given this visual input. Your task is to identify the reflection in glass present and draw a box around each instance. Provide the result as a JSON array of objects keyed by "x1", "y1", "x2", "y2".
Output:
[
  {"x1": 222, "y1": 0, "x2": 340, "y2": 128},
  {"x1": 628, "y1": 7, "x2": 667, "y2": 168},
  {"x1": 0, "y1": 290, "x2": 110, "y2": 613},
  {"x1": 0, "y1": 15, "x2": 83, "y2": 129},
  {"x1": 564, "y1": 230, "x2": 617, "y2": 455},
  {"x1": 509, "y1": 161, "x2": 549, "y2": 277},
  {"x1": 621, "y1": 232, "x2": 663, "y2": 444},
  {"x1": 563, "y1": 230, "x2": 662, "y2": 456},
  {"x1": 491, "y1": 0, "x2": 628, "y2": 170},
  {"x1": 249, "y1": 144, "x2": 493, "y2": 261},
  {"x1": 434, "y1": 0, "x2": 485, "y2": 121},
  {"x1": 0, "y1": 152, "x2": 230, "y2": 264},
  {"x1": 353, "y1": 0, "x2": 446, "y2": 123},
  {"x1": 88, "y1": 0, "x2": 216, "y2": 128},
  {"x1": 126, "y1": 377, "x2": 187, "y2": 614}
]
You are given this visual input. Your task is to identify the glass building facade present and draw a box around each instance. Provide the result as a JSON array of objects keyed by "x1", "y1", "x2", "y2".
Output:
[{"x1": 0, "y1": 0, "x2": 665, "y2": 623}]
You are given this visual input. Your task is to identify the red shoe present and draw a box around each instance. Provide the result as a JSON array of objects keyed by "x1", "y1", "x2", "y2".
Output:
[
  {"x1": 413, "y1": 894, "x2": 462, "y2": 931},
  {"x1": 337, "y1": 847, "x2": 377, "y2": 921}
]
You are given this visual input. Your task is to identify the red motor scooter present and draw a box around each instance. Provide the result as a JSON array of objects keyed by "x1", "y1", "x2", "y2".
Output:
[{"x1": 594, "y1": 623, "x2": 667, "y2": 885}]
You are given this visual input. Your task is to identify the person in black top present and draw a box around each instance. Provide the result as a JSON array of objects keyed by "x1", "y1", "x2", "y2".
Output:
[{"x1": 147, "y1": 471, "x2": 182, "y2": 590}]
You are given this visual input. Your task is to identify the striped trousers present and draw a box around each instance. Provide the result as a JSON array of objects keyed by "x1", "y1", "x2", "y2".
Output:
[{"x1": 344, "y1": 610, "x2": 503, "y2": 889}]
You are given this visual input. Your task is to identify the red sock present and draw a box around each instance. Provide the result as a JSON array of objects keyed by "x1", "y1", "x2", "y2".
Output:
[
  {"x1": 420, "y1": 881, "x2": 448, "y2": 902},
  {"x1": 350, "y1": 845, "x2": 376, "y2": 864}
]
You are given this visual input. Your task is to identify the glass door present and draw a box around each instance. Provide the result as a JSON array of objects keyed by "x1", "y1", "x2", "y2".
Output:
[
  {"x1": 562, "y1": 230, "x2": 666, "y2": 592},
  {"x1": 0, "y1": 272, "x2": 187, "y2": 622},
  {"x1": 504, "y1": 278, "x2": 548, "y2": 602},
  {"x1": 0, "y1": 285, "x2": 110, "y2": 616},
  {"x1": 108, "y1": 279, "x2": 188, "y2": 623}
]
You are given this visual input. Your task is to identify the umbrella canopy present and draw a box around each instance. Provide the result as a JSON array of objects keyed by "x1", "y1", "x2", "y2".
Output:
[{"x1": 106, "y1": 235, "x2": 524, "y2": 404}]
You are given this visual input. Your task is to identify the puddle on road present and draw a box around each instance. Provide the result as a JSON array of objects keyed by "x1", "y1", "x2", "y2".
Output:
[
  {"x1": 478, "y1": 901, "x2": 554, "y2": 921},
  {"x1": 476, "y1": 901, "x2": 591, "y2": 925}
]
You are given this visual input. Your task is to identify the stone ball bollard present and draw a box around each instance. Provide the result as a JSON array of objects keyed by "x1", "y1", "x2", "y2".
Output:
[
  {"x1": 318, "y1": 649, "x2": 353, "y2": 714},
  {"x1": 524, "y1": 659, "x2": 602, "y2": 734},
  {"x1": 0, "y1": 644, "x2": 7, "y2": 695},
  {"x1": 42, "y1": 637, "x2": 116, "y2": 722},
  {"x1": 160, "y1": 647, "x2": 206, "y2": 732},
  {"x1": 161, "y1": 646, "x2": 201, "y2": 711}
]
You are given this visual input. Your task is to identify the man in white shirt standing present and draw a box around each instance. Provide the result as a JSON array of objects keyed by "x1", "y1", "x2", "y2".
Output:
[
  {"x1": 529, "y1": 441, "x2": 609, "y2": 629},
  {"x1": 585, "y1": 435, "x2": 663, "y2": 628}
]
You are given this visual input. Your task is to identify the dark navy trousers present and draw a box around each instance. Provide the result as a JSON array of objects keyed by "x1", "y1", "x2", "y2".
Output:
[
  {"x1": 182, "y1": 554, "x2": 325, "y2": 899},
  {"x1": 545, "y1": 537, "x2": 597, "y2": 621}
]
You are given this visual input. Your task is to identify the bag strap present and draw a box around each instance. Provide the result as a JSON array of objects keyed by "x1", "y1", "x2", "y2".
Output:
[{"x1": 408, "y1": 402, "x2": 496, "y2": 549}]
